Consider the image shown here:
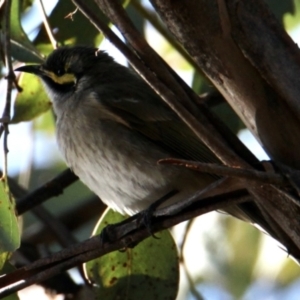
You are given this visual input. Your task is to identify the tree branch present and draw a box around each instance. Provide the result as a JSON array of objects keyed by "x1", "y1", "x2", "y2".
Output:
[
  {"x1": 74, "y1": 0, "x2": 247, "y2": 167},
  {"x1": 159, "y1": 158, "x2": 287, "y2": 185},
  {"x1": 16, "y1": 169, "x2": 78, "y2": 215},
  {"x1": 0, "y1": 190, "x2": 248, "y2": 297}
]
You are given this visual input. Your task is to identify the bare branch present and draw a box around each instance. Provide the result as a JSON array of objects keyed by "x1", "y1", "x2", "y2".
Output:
[
  {"x1": 37, "y1": 0, "x2": 57, "y2": 49},
  {"x1": 16, "y1": 169, "x2": 78, "y2": 215},
  {"x1": 0, "y1": 190, "x2": 248, "y2": 297},
  {"x1": 159, "y1": 158, "x2": 287, "y2": 185},
  {"x1": 1, "y1": 0, "x2": 13, "y2": 180}
]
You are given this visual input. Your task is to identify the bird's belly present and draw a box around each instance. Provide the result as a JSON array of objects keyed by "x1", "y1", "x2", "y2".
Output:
[
  {"x1": 56, "y1": 119, "x2": 182, "y2": 215},
  {"x1": 74, "y1": 154, "x2": 175, "y2": 215}
]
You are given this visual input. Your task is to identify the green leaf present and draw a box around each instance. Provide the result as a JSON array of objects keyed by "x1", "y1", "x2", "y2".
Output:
[
  {"x1": 34, "y1": 0, "x2": 131, "y2": 47},
  {"x1": 0, "y1": 181, "x2": 20, "y2": 253},
  {"x1": 8, "y1": 0, "x2": 43, "y2": 63},
  {"x1": 284, "y1": 0, "x2": 300, "y2": 31},
  {"x1": 34, "y1": 0, "x2": 109, "y2": 46},
  {"x1": 9, "y1": 39, "x2": 44, "y2": 63},
  {"x1": 0, "y1": 252, "x2": 10, "y2": 272},
  {"x1": 85, "y1": 209, "x2": 179, "y2": 300},
  {"x1": 12, "y1": 72, "x2": 52, "y2": 123}
]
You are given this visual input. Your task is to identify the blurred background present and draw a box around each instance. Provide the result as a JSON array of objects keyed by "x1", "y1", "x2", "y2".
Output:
[{"x1": 2, "y1": 0, "x2": 300, "y2": 299}]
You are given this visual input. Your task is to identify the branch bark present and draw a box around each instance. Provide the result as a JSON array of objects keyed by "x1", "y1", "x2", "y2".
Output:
[
  {"x1": 0, "y1": 191, "x2": 248, "y2": 297},
  {"x1": 150, "y1": 0, "x2": 300, "y2": 168}
]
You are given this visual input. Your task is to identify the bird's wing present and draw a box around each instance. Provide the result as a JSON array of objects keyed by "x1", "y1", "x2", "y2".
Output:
[{"x1": 95, "y1": 82, "x2": 219, "y2": 164}]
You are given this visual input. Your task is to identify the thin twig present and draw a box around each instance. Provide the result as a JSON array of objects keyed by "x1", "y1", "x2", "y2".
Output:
[
  {"x1": 1, "y1": 0, "x2": 13, "y2": 181},
  {"x1": 65, "y1": 7, "x2": 79, "y2": 20},
  {"x1": 16, "y1": 168, "x2": 78, "y2": 215},
  {"x1": 179, "y1": 220, "x2": 204, "y2": 300},
  {"x1": 37, "y1": 0, "x2": 57, "y2": 49},
  {"x1": 158, "y1": 158, "x2": 287, "y2": 185},
  {"x1": 154, "y1": 179, "x2": 249, "y2": 217}
]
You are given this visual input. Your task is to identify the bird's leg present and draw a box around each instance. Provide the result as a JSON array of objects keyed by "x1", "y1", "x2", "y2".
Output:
[{"x1": 139, "y1": 189, "x2": 179, "y2": 238}]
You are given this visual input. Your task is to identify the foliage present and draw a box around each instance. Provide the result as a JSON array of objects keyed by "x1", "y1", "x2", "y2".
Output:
[{"x1": 0, "y1": 0, "x2": 299, "y2": 299}]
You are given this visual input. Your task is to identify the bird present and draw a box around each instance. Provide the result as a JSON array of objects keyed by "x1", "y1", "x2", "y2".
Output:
[
  {"x1": 14, "y1": 46, "x2": 255, "y2": 218},
  {"x1": 15, "y1": 45, "x2": 300, "y2": 265}
]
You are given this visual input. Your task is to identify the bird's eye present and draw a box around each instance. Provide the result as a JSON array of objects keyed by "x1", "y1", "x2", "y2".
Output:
[{"x1": 56, "y1": 69, "x2": 64, "y2": 76}]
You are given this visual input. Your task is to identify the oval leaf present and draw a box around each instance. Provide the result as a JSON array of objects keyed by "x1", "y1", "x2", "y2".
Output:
[
  {"x1": 0, "y1": 182, "x2": 20, "y2": 253},
  {"x1": 8, "y1": 0, "x2": 43, "y2": 63},
  {"x1": 12, "y1": 73, "x2": 52, "y2": 123},
  {"x1": 85, "y1": 209, "x2": 179, "y2": 300}
]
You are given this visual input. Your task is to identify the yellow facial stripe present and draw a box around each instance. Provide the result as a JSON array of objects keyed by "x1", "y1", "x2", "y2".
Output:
[{"x1": 43, "y1": 70, "x2": 76, "y2": 85}]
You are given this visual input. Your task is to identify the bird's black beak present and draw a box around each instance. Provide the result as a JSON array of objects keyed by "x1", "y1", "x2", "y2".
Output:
[{"x1": 14, "y1": 65, "x2": 43, "y2": 76}]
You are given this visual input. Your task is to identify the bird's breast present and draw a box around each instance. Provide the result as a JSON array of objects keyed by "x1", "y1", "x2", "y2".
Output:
[{"x1": 55, "y1": 110, "x2": 182, "y2": 215}]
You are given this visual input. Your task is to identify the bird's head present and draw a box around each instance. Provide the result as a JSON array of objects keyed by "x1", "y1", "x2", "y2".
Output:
[{"x1": 15, "y1": 46, "x2": 114, "y2": 102}]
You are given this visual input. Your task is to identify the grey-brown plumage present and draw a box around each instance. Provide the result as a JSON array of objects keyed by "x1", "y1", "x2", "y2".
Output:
[
  {"x1": 16, "y1": 46, "x2": 220, "y2": 215},
  {"x1": 21, "y1": 49, "x2": 264, "y2": 229},
  {"x1": 17, "y1": 46, "x2": 300, "y2": 262}
]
